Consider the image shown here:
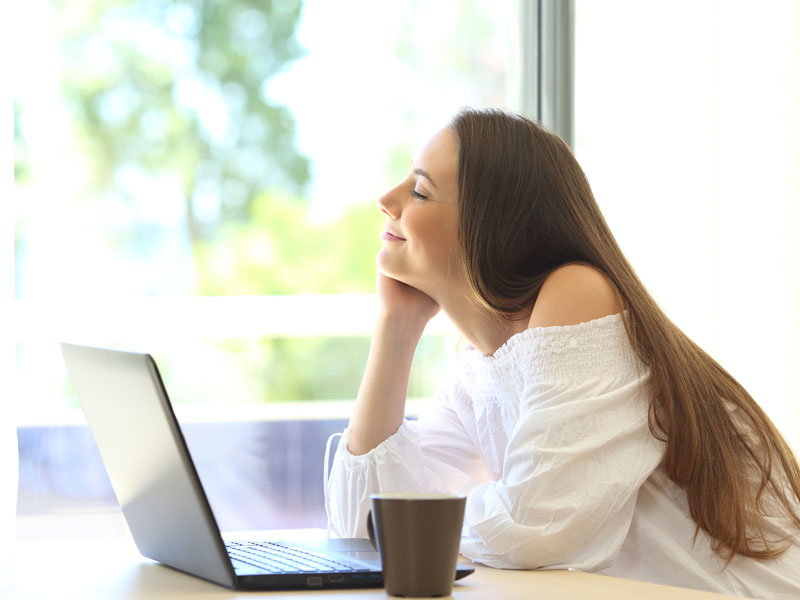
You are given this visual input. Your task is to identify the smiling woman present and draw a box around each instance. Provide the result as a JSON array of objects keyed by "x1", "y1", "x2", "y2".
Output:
[
  {"x1": 376, "y1": 127, "x2": 461, "y2": 303},
  {"x1": 327, "y1": 107, "x2": 800, "y2": 599}
]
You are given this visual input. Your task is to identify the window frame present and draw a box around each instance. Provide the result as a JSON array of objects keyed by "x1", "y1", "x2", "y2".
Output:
[{"x1": 514, "y1": 0, "x2": 575, "y2": 147}]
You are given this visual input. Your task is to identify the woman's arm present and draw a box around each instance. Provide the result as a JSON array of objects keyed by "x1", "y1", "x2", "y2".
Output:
[
  {"x1": 346, "y1": 273, "x2": 440, "y2": 455},
  {"x1": 346, "y1": 316, "x2": 425, "y2": 455},
  {"x1": 327, "y1": 366, "x2": 489, "y2": 538}
]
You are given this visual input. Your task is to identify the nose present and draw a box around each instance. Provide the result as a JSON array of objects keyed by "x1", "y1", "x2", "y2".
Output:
[{"x1": 377, "y1": 185, "x2": 402, "y2": 220}]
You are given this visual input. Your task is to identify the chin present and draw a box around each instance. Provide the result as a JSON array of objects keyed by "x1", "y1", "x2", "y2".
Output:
[
  {"x1": 376, "y1": 250, "x2": 443, "y2": 296},
  {"x1": 376, "y1": 254, "x2": 418, "y2": 288},
  {"x1": 376, "y1": 249, "x2": 402, "y2": 278}
]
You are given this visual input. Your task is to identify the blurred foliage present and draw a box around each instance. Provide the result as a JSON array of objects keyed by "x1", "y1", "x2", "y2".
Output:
[
  {"x1": 152, "y1": 334, "x2": 450, "y2": 404},
  {"x1": 196, "y1": 190, "x2": 382, "y2": 295},
  {"x1": 44, "y1": 0, "x2": 386, "y2": 298},
  {"x1": 28, "y1": 0, "x2": 392, "y2": 403},
  {"x1": 14, "y1": 102, "x2": 30, "y2": 182},
  {"x1": 14, "y1": 0, "x2": 503, "y2": 403},
  {"x1": 245, "y1": 335, "x2": 449, "y2": 402},
  {"x1": 54, "y1": 0, "x2": 310, "y2": 247}
]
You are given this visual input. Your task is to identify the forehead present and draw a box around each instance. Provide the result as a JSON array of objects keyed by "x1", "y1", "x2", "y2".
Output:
[{"x1": 412, "y1": 126, "x2": 459, "y2": 189}]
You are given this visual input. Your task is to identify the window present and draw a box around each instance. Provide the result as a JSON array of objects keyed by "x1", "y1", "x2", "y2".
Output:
[
  {"x1": 11, "y1": 0, "x2": 516, "y2": 536},
  {"x1": 16, "y1": 1, "x2": 795, "y2": 541}
]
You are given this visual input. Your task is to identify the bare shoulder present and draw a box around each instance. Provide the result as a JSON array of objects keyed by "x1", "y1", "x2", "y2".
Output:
[{"x1": 527, "y1": 263, "x2": 623, "y2": 329}]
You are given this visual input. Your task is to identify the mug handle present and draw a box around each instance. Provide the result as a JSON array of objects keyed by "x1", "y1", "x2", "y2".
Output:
[{"x1": 366, "y1": 510, "x2": 377, "y2": 550}]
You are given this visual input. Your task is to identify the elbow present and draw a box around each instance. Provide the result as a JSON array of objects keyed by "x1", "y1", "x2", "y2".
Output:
[
  {"x1": 467, "y1": 539, "x2": 617, "y2": 572},
  {"x1": 463, "y1": 514, "x2": 621, "y2": 572},
  {"x1": 464, "y1": 483, "x2": 627, "y2": 571}
]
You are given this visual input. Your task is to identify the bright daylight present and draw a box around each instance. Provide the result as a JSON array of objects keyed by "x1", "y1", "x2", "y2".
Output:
[{"x1": 4, "y1": 1, "x2": 800, "y2": 599}]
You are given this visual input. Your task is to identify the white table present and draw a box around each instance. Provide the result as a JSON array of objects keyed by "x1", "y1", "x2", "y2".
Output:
[{"x1": 2, "y1": 521, "x2": 744, "y2": 600}]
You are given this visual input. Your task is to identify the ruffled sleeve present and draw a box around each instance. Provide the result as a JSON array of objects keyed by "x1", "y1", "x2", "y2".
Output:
[{"x1": 326, "y1": 364, "x2": 491, "y2": 538}]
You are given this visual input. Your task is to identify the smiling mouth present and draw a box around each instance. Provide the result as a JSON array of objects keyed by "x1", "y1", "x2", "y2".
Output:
[{"x1": 381, "y1": 231, "x2": 407, "y2": 242}]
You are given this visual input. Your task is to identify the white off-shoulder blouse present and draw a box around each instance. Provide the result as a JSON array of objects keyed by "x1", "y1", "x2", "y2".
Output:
[{"x1": 325, "y1": 313, "x2": 800, "y2": 599}]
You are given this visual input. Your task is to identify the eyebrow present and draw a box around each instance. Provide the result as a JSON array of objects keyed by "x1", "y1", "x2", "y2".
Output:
[{"x1": 413, "y1": 168, "x2": 438, "y2": 189}]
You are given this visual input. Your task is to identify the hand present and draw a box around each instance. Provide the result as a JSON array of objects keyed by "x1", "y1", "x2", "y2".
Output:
[{"x1": 376, "y1": 272, "x2": 440, "y2": 328}]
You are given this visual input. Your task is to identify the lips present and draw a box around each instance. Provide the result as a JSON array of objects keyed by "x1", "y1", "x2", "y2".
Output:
[{"x1": 382, "y1": 230, "x2": 407, "y2": 241}]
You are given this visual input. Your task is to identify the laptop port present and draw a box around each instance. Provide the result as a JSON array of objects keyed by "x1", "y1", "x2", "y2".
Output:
[
  {"x1": 328, "y1": 574, "x2": 344, "y2": 583},
  {"x1": 306, "y1": 576, "x2": 323, "y2": 587}
]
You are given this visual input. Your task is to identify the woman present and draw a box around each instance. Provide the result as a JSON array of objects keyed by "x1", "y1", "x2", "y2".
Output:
[{"x1": 325, "y1": 108, "x2": 800, "y2": 597}]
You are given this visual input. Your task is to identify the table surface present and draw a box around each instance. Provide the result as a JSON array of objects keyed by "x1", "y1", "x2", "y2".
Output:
[{"x1": 2, "y1": 524, "x2": 746, "y2": 600}]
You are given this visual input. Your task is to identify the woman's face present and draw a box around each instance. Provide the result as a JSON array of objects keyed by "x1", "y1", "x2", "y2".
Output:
[{"x1": 376, "y1": 126, "x2": 461, "y2": 297}]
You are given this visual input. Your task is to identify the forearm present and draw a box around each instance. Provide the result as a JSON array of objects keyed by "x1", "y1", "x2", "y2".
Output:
[{"x1": 347, "y1": 316, "x2": 426, "y2": 455}]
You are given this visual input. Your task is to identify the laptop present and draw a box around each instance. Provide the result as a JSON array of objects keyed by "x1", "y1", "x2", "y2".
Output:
[{"x1": 60, "y1": 343, "x2": 474, "y2": 591}]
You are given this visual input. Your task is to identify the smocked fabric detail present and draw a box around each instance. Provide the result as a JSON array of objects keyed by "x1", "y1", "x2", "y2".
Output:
[{"x1": 457, "y1": 313, "x2": 641, "y2": 404}]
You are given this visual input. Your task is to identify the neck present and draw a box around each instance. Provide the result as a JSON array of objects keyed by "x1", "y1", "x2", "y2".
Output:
[{"x1": 435, "y1": 288, "x2": 530, "y2": 356}]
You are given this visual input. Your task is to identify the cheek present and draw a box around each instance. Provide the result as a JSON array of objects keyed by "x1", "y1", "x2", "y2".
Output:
[
  {"x1": 438, "y1": 222, "x2": 460, "y2": 263},
  {"x1": 413, "y1": 211, "x2": 459, "y2": 263}
]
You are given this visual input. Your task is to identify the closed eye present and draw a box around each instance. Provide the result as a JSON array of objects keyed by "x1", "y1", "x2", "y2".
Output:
[{"x1": 410, "y1": 190, "x2": 428, "y2": 201}]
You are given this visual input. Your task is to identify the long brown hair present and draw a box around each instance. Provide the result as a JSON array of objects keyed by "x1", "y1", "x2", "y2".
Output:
[{"x1": 451, "y1": 107, "x2": 800, "y2": 560}]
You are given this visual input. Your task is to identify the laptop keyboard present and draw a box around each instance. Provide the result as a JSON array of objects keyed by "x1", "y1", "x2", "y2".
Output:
[{"x1": 226, "y1": 541, "x2": 364, "y2": 574}]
